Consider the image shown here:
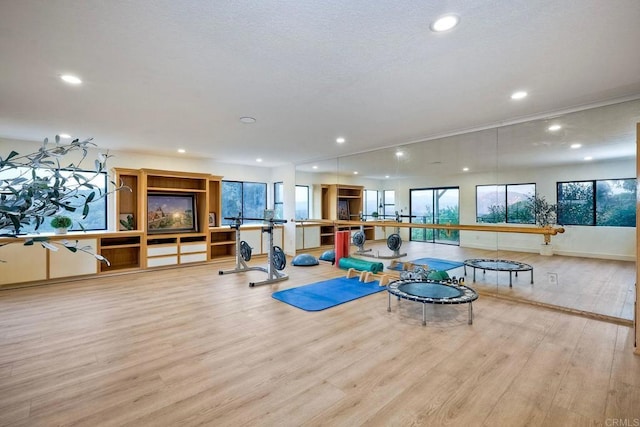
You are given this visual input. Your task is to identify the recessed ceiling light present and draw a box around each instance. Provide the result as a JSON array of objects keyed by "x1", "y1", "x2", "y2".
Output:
[
  {"x1": 396, "y1": 151, "x2": 404, "y2": 157},
  {"x1": 430, "y1": 14, "x2": 460, "y2": 32},
  {"x1": 312, "y1": 165, "x2": 318, "y2": 169},
  {"x1": 385, "y1": 175, "x2": 390, "y2": 179},
  {"x1": 59, "y1": 133, "x2": 71, "y2": 139},
  {"x1": 584, "y1": 156, "x2": 593, "y2": 161},
  {"x1": 240, "y1": 117, "x2": 256, "y2": 124},
  {"x1": 548, "y1": 124, "x2": 562, "y2": 131},
  {"x1": 177, "y1": 148, "x2": 186, "y2": 153},
  {"x1": 336, "y1": 137, "x2": 345, "y2": 144},
  {"x1": 256, "y1": 158, "x2": 263, "y2": 163},
  {"x1": 60, "y1": 74, "x2": 82, "y2": 85},
  {"x1": 462, "y1": 167, "x2": 469, "y2": 171},
  {"x1": 353, "y1": 171, "x2": 358, "y2": 175},
  {"x1": 570, "y1": 143, "x2": 582, "y2": 149},
  {"x1": 511, "y1": 91, "x2": 528, "y2": 100}
]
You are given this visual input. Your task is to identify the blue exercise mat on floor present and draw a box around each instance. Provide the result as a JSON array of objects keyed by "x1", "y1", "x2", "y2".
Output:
[
  {"x1": 388, "y1": 257, "x2": 464, "y2": 272},
  {"x1": 272, "y1": 276, "x2": 386, "y2": 311}
]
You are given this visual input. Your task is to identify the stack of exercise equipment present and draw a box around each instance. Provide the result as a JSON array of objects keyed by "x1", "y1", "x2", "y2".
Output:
[{"x1": 338, "y1": 256, "x2": 391, "y2": 286}]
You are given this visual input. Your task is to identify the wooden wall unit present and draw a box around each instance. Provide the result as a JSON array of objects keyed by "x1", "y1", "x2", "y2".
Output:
[
  {"x1": 210, "y1": 227, "x2": 235, "y2": 259},
  {"x1": 208, "y1": 177, "x2": 222, "y2": 227},
  {"x1": 99, "y1": 232, "x2": 142, "y2": 273},
  {"x1": 325, "y1": 184, "x2": 364, "y2": 221},
  {"x1": 0, "y1": 168, "x2": 282, "y2": 287},
  {"x1": 313, "y1": 184, "x2": 365, "y2": 247},
  {"x1": 114, "y1": 168, "x2": 142, "y2": 232}
]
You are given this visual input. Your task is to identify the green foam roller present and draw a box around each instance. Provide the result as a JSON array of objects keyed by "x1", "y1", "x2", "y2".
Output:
[{"x1": 338, "y1": 257, "x2": 384, "y2": 274}]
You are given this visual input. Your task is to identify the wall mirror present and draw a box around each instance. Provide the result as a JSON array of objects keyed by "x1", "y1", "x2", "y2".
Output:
[{"x1": 296, "y1": 98, "x2": 639, "y2": 321}]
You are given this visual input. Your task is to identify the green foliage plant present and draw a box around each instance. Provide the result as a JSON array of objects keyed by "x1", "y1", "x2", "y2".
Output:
[
  {"x1": 1, "y1": 136, "x2": 127, "y2": 264},
  {"x1": 527, "y1": 193, "x2": 557, "y2": 245},
  {"x1": 50, "y1": 215, "x2": 72, "y2": 229}
]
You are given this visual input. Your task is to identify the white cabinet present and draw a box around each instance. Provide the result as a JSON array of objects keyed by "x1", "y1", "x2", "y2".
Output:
[
  {"x1": 374, "y1": 225, "x2": 387, "y2": 240},
  {"x1": 262, "y1": 226, "x2": 283, "y2": 251},
  {"x1": 179, "y1": 242, "x2": 207, "y2": 264},
  {"x1": 296, "y1": 225, "x2": 320, "y2": 249},
  {"x1": 241, "y1": 228, "x2": 263, "y2": 255},
  {"x1": 146, "y1": 237, "x2": 208, "y2": 268},
  {"x1": 147, "y1": 244, "x2": 178, "y2": 257},
  {"x1": 146, "y1": 243, "x2": 179, "y2": 268},
  {"x1": 49, "y1": 239, "x2": 99, "y2": 279},
  {"x1": 0, "y1": 242, "x2": 47, "y2": 285}
]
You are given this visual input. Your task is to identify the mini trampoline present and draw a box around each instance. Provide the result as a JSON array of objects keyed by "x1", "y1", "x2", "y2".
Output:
[
  {"x1": 387, "y1": 279, "x2": 478, "y2": 326},
  {"x1": 463, "y1": 258, "x2": 533, "y2": 287}
]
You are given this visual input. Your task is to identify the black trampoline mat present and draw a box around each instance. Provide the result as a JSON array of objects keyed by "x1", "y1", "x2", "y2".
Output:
[{"x1": 398, "y1": 282, "x2": 463, "y2": 299}]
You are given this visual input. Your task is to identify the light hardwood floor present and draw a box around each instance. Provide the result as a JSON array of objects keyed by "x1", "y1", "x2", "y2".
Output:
[
  {"x1": 0, "y1": 255, "x2": 639, "y2": 426},
  {"x1": 357, "y1": 240, "x2": 636, "y2": 322}
]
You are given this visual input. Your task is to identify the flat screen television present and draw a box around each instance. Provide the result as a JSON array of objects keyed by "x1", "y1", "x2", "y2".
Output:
[{"x1": 147, "y1": 193, "x2": 198, "y2": 233}]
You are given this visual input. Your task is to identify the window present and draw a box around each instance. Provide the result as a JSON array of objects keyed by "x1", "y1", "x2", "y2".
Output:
[
  {"x1": 557, "y1": 179, "x2": 636, "y2": 227},
  {"x1": 364, "y1": 190, "x2": 379, "y2": 220},
  {"x1": 476, "y1": 183, "x2": 535, "y2": 224},
  {"x1": 221, "y1": 180, "x2": 267, "y2": 224},
  {"x1": 383, "y1": 190, "x2": 395, "y2": 219},
  {"x1": 274, "y1": 182, "x2": 283, "y2": 219},
  {"x1": 410, "y1": 187, "x2": 459, "y2": 244},
  {"x1": 295, "y1": 185, "x2": 309, "y2": 220},
  {"x1": 0, "y1": 166, "x2": 108, "y2": 233}
]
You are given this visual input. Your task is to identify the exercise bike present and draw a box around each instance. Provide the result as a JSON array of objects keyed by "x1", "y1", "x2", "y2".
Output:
[
  {"x1": 218, "y1": 210, "x2": 288, "y2": 287},
  {"x1": 359, "y1": 211, "x2": 408, "y2": 260}
]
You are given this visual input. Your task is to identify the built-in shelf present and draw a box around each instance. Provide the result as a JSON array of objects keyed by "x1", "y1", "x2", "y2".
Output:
[
  {"x1": 146, "y1": 187, "x2": 206, "y2": 193},
  {"x1": 99, "y1": 233, "x2": 142, "y2": 273}
]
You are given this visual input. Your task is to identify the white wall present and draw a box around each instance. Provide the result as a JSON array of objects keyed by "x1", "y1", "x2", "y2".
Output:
[
  {"x1": 271, "y1": 164, "x2": 296, "y2": 255},
  {"x1": 3, "y1": 136, "x2": 635, "y2": 260},
  {"x1": 352, "y1": 158, "x2": 635, "y2": 260}
]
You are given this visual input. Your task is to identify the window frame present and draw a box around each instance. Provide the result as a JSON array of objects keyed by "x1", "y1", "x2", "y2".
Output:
[
  {"x1": 295, "y1": 184, "x2": 309, "y2": 220},
  {"x1": 0, "y1": 166, "x2": 109, "y2": 234},
  {"x1": 221, "y1": 180, "x2": 267, "y2": 225},
  {"x1": 557, "y1": 178, "x2": 636, "y2": 227},
  {"x1": 274, "y1": 182, "x2": 283, "y2": 219},
  {"x1": 363, "y1": 189, "x2": 379, "y2": 220},
  {"x1": 382, "y1": 190, "x2": 395, "y2": 219},
  {"x1": 475, "y1": 183, "x2": 536, "y2": 224}
]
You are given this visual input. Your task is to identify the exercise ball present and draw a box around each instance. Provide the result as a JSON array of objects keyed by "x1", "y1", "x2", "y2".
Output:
[
  {"x1": 319, "y1": 249, "x2": 336, "y2": 265},
  {"x1": 291, "y1": 253, "x2": 318, "y2": 267}
]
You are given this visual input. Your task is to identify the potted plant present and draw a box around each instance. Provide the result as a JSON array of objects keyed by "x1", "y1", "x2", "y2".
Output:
[
  {"x1": 528, "y1": 193, "x2": 557, "y2": 255},
  {"x1": 50, "y1": 215, "x2": 72, "y2": 234},
  {"x1": 371, "y1": 211, "x2": 379, "y2": 220}
]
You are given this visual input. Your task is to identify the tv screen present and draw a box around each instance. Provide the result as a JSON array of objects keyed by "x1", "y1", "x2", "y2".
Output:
[{"x1": 147, "y1": 193, "x2": 197, "y2": 233}]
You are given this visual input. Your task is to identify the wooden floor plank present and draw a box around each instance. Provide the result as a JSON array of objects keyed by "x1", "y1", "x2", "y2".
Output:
[{"x1": 0, "y1": 254, "x2": 638, "y2": 425}]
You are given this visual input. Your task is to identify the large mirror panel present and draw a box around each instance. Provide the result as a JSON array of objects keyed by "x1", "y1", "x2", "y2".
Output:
[
  {"x1": 494, "y1": 100, "x2": 638, "y2": 320},
  {"x1": 296, "y1": 99, "x2": 639, "y2": 321}
]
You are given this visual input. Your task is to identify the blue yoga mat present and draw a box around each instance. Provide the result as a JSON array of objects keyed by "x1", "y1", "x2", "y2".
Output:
[
  {"x1": 388, "y1": 257, "x2": 464, "y2": 272},
  {"x1": 272, "y1": 276, "x2": 386, "y2": 311}
]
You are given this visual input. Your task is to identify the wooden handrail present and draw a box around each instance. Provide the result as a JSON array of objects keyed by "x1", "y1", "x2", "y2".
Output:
[{"x1": 293, "y1": 219, "x2": 565, "y2": 243}]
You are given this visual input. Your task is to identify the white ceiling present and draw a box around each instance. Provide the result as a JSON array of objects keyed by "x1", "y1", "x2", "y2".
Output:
[{"x1": 1, "y1": 0, "x2": 640, "y2": 168}]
